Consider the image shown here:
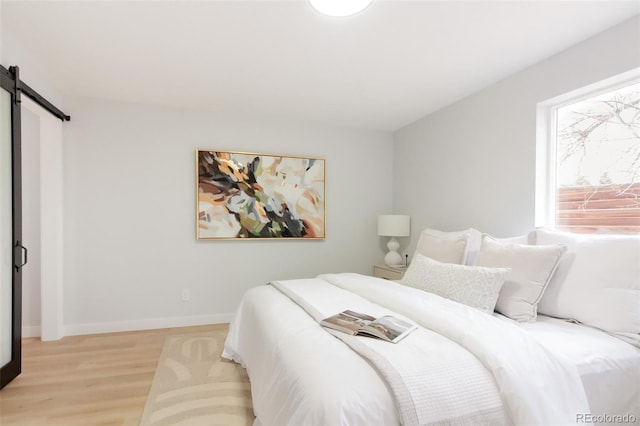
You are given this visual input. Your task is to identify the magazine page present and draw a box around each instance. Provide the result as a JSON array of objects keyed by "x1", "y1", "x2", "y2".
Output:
[
  {"x1": 321, "y1": 310, "x2": 375, "y2": 335},
  {"x1": 364, "y1": 316, "x2": 416, "y2": 343},
  {"x1": 342, "y1": 310, "x2": 376, "y2": 322}
]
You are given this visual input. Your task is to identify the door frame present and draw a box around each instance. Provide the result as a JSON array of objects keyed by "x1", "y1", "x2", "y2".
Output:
[{"x1": 22, "y1": 96, "x2": 65, "y2": 342}]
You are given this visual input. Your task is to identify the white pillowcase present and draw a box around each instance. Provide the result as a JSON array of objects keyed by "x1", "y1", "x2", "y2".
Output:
[
  {"x1": 535, "y1": 229, "x2": 640, "y2": 346},
  {"x1": 414, "y1": 228, "x2": 482, "y2": 265},
  {"x1": 475, "y1": 235, "x2": 567, "y2": 322},
  {"x1": 400, "y1": 253, "x2": 510, "y2": 314}
]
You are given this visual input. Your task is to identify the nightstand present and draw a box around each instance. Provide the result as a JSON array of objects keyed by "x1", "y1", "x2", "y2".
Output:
[{"x1": 373, "y1": 264, "x2": 407, "y2": 280}]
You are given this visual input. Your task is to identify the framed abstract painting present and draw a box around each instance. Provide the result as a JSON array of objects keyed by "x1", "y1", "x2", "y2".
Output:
[{"x1": 196, "y1": 150, "x2": 325, "y2": 240}]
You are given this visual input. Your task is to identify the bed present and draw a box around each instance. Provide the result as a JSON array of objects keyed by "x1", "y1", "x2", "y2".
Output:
[{"x1": 222, "y1": 228, "x2": 640, "y2": 425}]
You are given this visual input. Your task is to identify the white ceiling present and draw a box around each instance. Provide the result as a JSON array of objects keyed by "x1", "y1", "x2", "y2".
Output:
[{"x1": 2, "y1": 0, "x2": 639, "y2": 131}]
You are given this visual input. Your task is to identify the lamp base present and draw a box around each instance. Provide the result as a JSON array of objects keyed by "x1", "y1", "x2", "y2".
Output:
[{"x1": 384, "y1": 237, "x2": 403, "y2": 266}]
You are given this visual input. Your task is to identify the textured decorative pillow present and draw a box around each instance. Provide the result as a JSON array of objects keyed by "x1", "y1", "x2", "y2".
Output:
[
  {"x1": 535, "y1": 229, "x2": 640, "y2": 346},
  {"x1": 400, "y1": 253, "x2": 510, "y2": 314},
  {"x1": 414, "y1": 228, "x2": 482, "y2": 265},
  {"x1": 475, "y1": 235, "x2": 567, "y2": 322}
]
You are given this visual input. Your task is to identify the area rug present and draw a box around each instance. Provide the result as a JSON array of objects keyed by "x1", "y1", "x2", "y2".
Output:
[{"x1": 140, "y1": 331, "x2": 254, "y2": 426}]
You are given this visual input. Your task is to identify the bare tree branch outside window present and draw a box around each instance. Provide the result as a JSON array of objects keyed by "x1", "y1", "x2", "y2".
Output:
[{"x1": 555, "y1": 82, "x2": 640, "y2": 233}]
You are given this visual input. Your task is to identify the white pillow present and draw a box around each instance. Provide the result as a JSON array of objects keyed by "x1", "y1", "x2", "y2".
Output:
[
  {"x1": 492, "y1": 234, "x2": 531, "y2": 245},
  {"x1": 535, "y1": 229, "x2": 640, "y2": 345},
  {"x1": 414, "y1": 228, "x2": 482, "y2": 265},
  {"x1": 400, "y1": 253, "x2": 510, "y2": 314},
  {"x1": 475, "y1": 235, "x2": 567, "y2": 322}
]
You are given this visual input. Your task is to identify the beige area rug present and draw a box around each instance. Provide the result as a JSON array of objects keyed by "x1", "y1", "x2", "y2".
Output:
[{"x1": 140, "y1": 331, "x2": 254, "y2": 426}]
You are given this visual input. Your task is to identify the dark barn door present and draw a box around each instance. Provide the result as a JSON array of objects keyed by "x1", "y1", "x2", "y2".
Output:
[{"x1": 0, "y1": 66, "x2": 24, "y2": 390}]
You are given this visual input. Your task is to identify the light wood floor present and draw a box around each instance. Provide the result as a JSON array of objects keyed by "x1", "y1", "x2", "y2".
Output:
[{"x1": 0, "y1": 324, "x2": 227, "y2": 426}]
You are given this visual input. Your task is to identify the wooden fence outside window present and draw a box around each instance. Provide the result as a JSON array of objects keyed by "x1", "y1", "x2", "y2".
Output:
[{"x1": 556, "y1": 182, "x2": 640, "y2": 233}]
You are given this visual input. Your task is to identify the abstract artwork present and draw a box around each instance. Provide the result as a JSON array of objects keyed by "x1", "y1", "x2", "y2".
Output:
[{"x1": 197, "y1": 150, "x2": 325, "y2": 239}]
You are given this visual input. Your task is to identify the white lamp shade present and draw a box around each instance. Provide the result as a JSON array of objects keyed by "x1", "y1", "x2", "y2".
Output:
[
  {"x1": 378, "y1": 215, "x2": 410, "y2": 237},
  {"x1": 309, "y1": 0, "x2": 373, "y2": 17}
]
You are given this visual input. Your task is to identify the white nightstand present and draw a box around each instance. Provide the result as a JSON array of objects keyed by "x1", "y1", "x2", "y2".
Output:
[{"x1": 373, "y1": 264, "x2": 407, "y2": 280}]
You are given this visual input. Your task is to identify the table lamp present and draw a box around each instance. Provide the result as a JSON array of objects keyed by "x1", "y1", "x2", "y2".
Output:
[{"x1": 378, "y1": 215, "x2": 410, "y2": 266}]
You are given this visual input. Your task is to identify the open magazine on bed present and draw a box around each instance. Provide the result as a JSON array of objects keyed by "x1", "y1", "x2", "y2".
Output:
[{"x1": 320, "y1": 310, "x2": 417, "y2": 343}]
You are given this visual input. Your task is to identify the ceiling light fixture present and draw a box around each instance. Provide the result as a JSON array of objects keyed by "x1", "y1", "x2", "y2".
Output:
[{"x1": 309, "y1": 0, "x2": 373, "y2": 17}]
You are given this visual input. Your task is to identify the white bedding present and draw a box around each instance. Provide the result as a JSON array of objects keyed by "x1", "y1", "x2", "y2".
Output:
[
  {"x1": 271, "y1": 278, "x2": 509, "y2": 426},
  {"x1": 499, "y1": 315, "x2": 640, "y2": 422},
  {"x1": 220, "y1": 273, "x2": 632, "y2": 426},
  {"x1": 223, "y1": 282, "x2": 400, "y2": 425}
]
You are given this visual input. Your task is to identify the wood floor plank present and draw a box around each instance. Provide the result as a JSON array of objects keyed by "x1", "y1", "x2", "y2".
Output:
[{"x1": 0, "y1": 324, "x2": 227, "y2": 425}]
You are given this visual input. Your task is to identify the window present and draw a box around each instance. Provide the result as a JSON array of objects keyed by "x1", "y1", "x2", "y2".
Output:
[{"x1": 536, "y1": 70, "x2": 640, "y2": 233}]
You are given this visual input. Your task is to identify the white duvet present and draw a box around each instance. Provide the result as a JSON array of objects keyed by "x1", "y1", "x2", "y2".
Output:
[{"x1": 223, "y1": 273, "x2": 591, "y2": 426}]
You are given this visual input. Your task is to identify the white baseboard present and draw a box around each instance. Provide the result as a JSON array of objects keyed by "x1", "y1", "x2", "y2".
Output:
[
  {"x1": 63, "y1": 313, "x2": 235, "y2": 337},
  {"x1": 22, "y1": 325, "x2": 42, "y2": 338}
]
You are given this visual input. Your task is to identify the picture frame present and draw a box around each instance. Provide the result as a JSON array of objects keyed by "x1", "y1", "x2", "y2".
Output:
[{"x1": 196, "y1": 149, "x2": 326, "y2": 240}]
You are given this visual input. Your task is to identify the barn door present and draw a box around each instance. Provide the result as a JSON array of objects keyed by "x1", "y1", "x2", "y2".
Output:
[{"x1": 0, "y1": 66, "x2": 24, "y2": 390}]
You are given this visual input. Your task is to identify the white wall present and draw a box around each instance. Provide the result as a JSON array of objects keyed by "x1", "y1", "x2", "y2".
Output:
[
  {"x1": 61, "y1": 96, "x2": 394, "y2": 334},
  {"x1": 393, "y1": 17, "x2": 640, "y2": 251}
]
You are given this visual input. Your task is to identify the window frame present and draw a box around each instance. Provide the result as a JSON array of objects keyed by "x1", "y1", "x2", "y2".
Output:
[{"x1": 535, "y1": 68, "x2": 640, "y2": 232}]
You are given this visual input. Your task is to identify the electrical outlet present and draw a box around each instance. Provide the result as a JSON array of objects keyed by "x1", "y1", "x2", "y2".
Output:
[{"x1": 181, "y1": 289, "x2": 190, "y2": 301}]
